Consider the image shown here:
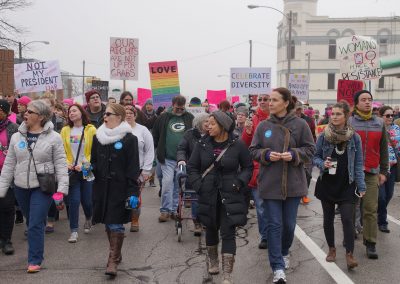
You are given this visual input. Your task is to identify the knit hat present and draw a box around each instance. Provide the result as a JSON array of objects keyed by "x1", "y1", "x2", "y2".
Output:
[
  {"x1": 236, "y1": 106, "x2": 249, "y2": 117},
  {"x1": 0, "y1": 99, "x2": 11, "y2": 114},
  {"x1": 189, "y1": 97, "x2": 202, "y2": 107},
  {"x1": 211, "y1": 110, "x2": 234, "y2": 132},
  {"x1": 18, "y1": 96, "x2": 31, "y2": 106},
  {"x1": 353, "y1": 90, "x2": 373, "y2": 106},
  {"x1": 85, "y1": 89, "x2": 100, "y2": 103},
  {"x1": 144, "y1": 99, "x2": 153, "y2": 106}
]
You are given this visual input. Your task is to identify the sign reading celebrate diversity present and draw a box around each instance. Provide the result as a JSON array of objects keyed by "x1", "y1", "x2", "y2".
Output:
[
  {"x1": 230, "y1": 67, "x2": 271, "y2": 95},
  {"x1": 149, "y1": 61, "x2": 180, "y2": 108},
  {"x1": 110, "y1": 37, "x2": 139, "y2": 80},
  {"x1": 14, "y1": 60, "x2": 62, "y2": 93},
  {"x1": 337, "y1": 79, "x2": 364, "y2": 106},
  {"x1": 337, "y1": 35, "x2": 382, "y2": 81},
  {"x1": 288, "y1": 74, "x2": 309, "y2": 102}
]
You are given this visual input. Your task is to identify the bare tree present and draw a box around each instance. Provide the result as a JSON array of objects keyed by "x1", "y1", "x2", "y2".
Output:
[{"x1": 0, "y1": 0, "x2": 31, "y2": 47}]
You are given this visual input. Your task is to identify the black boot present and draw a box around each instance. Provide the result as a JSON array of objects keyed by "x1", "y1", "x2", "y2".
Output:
[
  {"x1": 15, "y1": 210, "x2": 23, "y2": 225},
  {"x1": 2, "y1": 240, "x2": 14, "y2": 255},
  {"x1": 365, "y1": 240, "x2": 378, "y2": 259}
]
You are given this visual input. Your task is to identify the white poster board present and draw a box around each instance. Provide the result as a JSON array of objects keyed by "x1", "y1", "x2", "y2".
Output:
[
  {"x1": 14, "y1": 60, "x2": 62, "y2": 93},
  {"x1": 288, "y1": 74, "x2": 309, "y2": 102},
  {"x1": 110, "y1": 37, "x2": 139, "y2": 80},
  {"x1": 230, "y1": 67, "x2": 271, "y2": 95}
]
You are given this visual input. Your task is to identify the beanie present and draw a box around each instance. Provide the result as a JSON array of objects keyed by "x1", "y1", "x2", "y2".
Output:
[
  {"x1": 236, "y1": 106, "x2": 249, "y2": 117},
  {"x1": 144, "y1": 99, "x2": 153, "y2": 106},
  {"x1": 0, "y1": 99, "x2": 11, "y2": 114},
  {"x1": 85, "y1": 90, "x2": 100, "y2": 103},
  {"x1": 211, "y1": 110, "x2": 234, "y2": 132},
  {"x1": 353, "y1": 90, "x2": 373, "y2": 106},
  {"x1": 18, "y1": 96, "x2": 31, "y2": 107},
  {"x1": 189, "y1": 97, "x2": 202, "y2": 107}
]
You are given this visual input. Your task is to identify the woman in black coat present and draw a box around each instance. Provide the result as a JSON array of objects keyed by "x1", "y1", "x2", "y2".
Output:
[
  {"x1": 91, "y1": 103, "x2": 140, "y2": 277},
  {"x1": 188, "y1": 111, "x2": 252, "y2": 284}
]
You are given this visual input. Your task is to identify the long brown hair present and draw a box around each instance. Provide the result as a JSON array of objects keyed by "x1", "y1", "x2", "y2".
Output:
[{"x1": 67, "y1": 104, "x2": 90, "y2": 127}]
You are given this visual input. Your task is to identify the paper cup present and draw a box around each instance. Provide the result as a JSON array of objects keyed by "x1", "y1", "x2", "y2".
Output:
[
  {"x1": 328, "y1": 160, "x2": 338, "y2": 175},
  {"x1": 52, "y1": 192, "x2": 63, "y2": 206}
]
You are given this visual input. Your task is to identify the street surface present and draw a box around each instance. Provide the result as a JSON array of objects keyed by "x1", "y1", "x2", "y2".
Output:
[{"x1": 1, "y1": 171, "x2": 400, "y2": 284}]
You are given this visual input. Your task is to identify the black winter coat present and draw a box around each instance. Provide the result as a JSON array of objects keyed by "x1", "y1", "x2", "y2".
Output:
[
  {"x1": 91, "y1": 133, "x2": 141, "y2": 224},
  {"x1": 176, "y1": 128, "x2": 202, "y2": 162},
  {"x1": 187, "y1": 135, "x2": 253, "y2": 229}
]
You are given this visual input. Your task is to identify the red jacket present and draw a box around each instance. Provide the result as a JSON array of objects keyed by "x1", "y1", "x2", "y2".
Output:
[{"x1": 242, "y1": 108, "x2": 269, "y2": 188}]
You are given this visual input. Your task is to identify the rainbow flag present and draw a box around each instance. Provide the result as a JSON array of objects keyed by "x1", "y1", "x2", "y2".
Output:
[{"x1": 149, "y1": 61, "x2": 180, "y2": 108}]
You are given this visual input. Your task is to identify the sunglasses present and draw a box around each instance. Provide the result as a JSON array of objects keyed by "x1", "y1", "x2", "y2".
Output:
[
  {"x1": 385, "y1": 114, "x2": 394, "y2": 118},
  {"x1": 26, "y1": 109, "x2": 39, "y2": 115},
  {"x1": 174, "y1": 107, "x2": 185, "y2": 111},
  {"x1": 104, "y1": 112, "x2": 117, "y2": 117},
  {"x1": 258, "y1": 98, "x2": 269, "y2": 102}
]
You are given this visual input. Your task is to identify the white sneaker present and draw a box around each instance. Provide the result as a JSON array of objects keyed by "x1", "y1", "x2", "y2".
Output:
[
  {"x1": 83, "y1": 220, "x2": 92, "y2": 234},
  {"x1": 273, "y1": 269, "x2": 286, "y2": 283},
  {"x1": 68, "y1": 232, "x2": 78, "y2": 243},
  {"x1": 283, "y1": 255, "x2": 290, "y2": 269}
]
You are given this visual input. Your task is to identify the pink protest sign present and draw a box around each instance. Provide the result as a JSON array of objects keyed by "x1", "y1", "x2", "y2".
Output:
[
  {"x1": 231, "y1": 96, "x2": 240, "y2": 104},
  {"x1": 137, "y1": 88, "x2": 152, "y2": 106},
  {"x1": 206, "y1": 90, "x2": 226, "y2": 105}
]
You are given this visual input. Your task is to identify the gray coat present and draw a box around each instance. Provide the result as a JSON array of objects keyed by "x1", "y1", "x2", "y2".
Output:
[
  {"x1": 250, "y1": 112, "x2": 316, "y2": 200},
  {"x1": 0, "y1": 121, "x2": 68, "y2": 197}
]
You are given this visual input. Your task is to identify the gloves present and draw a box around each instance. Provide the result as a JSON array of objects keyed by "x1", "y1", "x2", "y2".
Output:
[{"x1": 126, "y1": 196, "x2": 140, "y2": 209}]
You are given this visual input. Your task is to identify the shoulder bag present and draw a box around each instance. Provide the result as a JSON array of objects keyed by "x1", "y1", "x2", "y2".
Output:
[
  {"x1": 68, "y1": 127, "x2": 85, "y2": 187},
  {"x1": 201, "y1": 143, "x2": 231, "y2": 179}
]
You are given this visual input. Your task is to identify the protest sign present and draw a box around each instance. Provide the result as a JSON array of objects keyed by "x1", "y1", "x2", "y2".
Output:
[
  {"x1": 207, "y1": 90, "x2": 226, "y2": 105},
  {"x1": 14, "y1": 60, "x2": 62, "y2": 93},
  {"x1": 92, "y1": 80, "x2": 109, "y2": 101},
  {"x1": 137, "y1": 88, "x2": 152, "y2": 106},
  {"x1": 337, "y1": 35, "x2": 382, "y2": 81},
  {"x1": 0, "y1": 49, "x2": 14, "y2": 96},
  {"x1": 110, "y1": 37, "x2": 139, "y2": 80},
  {"x1": 288, "y1": 74, "x2": 309, "y2": 102},
  {"x1": 231, "y1": 96, "x2": 240, "y2": 104},
  {"x1": 230, "y1": 67, "x2": 271, "y2": 95},
  {"x1": 316, "y1": 124, "x2": 328, "y2": 136},
  {"x1": 187, "y1": 107, "x2": 205, "y2": 115},
  {"x1": 149, "y1": 61, "x2": 180, "y2": 108},
  {"x1": 337, "y1": 79, "x2": 364, "y2": 106}
]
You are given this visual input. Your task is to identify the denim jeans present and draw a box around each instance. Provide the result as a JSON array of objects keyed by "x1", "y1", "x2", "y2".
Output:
[
  {"x1": 251, "y1": 188, "x2": 267, "y2": 241},
  {"x1": 378, "y1": 165, "x2": 396, "y2": 226},
  {"x1": 155, "y1": 160, "x2": 163, "y2": 188},
  {"x1": 160, "y1": 159, "x2": 179, "y2": 213},
  {"x1": 105, "y1": 224, "x2": 125, "y2": 233},
  {"x1": 14, "y1": 187, "x2": 52, "y2": 265},
  {"x1": 263, "y1": 197, "x2": 301, "y2": 271},
  {"x1": 66, "y1": 179, "x2": 93, "y2": 232}
]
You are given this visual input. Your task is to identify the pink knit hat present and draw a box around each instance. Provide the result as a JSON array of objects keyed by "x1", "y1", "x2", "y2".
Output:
[{"x1": 18, "y1": 96, "x2": 31, "y2": 106}]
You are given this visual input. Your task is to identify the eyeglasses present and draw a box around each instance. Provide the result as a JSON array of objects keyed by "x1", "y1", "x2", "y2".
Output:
[
  {"x1": 26, "y1": 109, "x2": 39, "y2": 115},
  {"x1": 258, "y1": 98, "x2": 269, "y2": 102},
  {"x1": 104, "y1": 112, "x2": 117, "y2": 117},
  {"x1": 385, "y1": 114, "x2": 394, "y2": 118},
  {"x1": 90, "y1": 96, "x2": 100, "y2": 100}
]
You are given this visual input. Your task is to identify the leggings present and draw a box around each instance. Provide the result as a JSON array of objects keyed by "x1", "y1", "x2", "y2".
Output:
[{"x1": 321, "y1": 201, "x2": 355, "y2": 253}]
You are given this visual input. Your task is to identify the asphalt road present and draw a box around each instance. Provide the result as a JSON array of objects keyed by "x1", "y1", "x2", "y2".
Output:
[{"x1": 1, "y1": 172, "x2": 400, "y2": 284}]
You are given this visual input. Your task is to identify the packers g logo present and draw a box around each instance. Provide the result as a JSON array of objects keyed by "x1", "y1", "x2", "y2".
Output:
[{"x1": 171, "y1": 122, "x2": 185, "y2": 132}]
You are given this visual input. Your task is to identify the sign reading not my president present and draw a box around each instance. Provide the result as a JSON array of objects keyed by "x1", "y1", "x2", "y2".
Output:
[{"x1": 230, "y1": 67, "x2": 271, "y2": 95}]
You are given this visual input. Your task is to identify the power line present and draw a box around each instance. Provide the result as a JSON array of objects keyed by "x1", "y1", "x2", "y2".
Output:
[{"x1": 180, "y1": 41, "x2": 248, "y2": 62}]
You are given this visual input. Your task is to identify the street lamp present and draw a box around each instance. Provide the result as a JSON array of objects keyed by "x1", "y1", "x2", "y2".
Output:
[
  {"x1": 18, "y1": 41, "x2": 50, "y2": 62},
  {"x1": 248, "y1": 5, "x2": 292, "y2": 85}
]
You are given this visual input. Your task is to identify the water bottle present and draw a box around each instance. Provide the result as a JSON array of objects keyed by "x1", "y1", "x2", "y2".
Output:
[{"x1": 82, "y1": 162, "x2": 95, "y2": 181}]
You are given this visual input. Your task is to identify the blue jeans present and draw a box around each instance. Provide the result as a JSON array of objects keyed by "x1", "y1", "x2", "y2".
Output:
[
  {"x1": 378, "y1": 165, "x2": 396, "y2": 226},
  {"x1": 263, "y1": 197, "x2": 301, "y2": 271},
  {"x1": 66, "y1": 179, "x2": 93, "y2": 232},
  {"x1": 14, "y1": 187, "x2": 52, "y2": 265},
  {"x1": 160, "y1": 159, "x2": 179, "y2": 213},
  {"x1": 156, "y1": 160, "x2": 163, "y2": 188},
  {"x1": 251, "y1": 188, "x2": 267, "y2": 241},
  {"x1": 105, "y1": 224, "x2": 125, "y2": 233}
]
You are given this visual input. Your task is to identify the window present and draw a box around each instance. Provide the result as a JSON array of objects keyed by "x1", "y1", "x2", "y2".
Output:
[
  {"x1": 328, "y1": 73, "x2": 335, "y2": 89},
  {"x1": 329, "y1": 39, "x2": 336, "y2": 59},
  {"x1": 287, "y1": 40, "x2": 295, "y2": 59},
  {"x1": 292, "y1": 13, "x2": 298, "y2": 25},
  {"x1": 378, "y1": 77, "x2": 385, "y2": 89},
  {"x1": 380, "y1": 38, "x2": 388, "y2": 56}
]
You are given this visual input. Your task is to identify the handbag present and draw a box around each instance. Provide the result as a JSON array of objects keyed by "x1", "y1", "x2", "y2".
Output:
[
  {"x1": 27, "y1": 143, "x2": 56, "y2": 195},
  {"x1": 68, "y1": 127, "x2": 85, "y2": 187}
]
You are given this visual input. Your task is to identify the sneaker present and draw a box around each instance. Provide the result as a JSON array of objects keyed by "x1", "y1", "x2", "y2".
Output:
[
  {"x1": 15, "y1": 210, "x2": 24, "y2": 225},
  {"x1": 249, "y1": 200, "x2": 255, "y2": 209},
  {"x1": 45, "y1": 225, "x2": 54, "y2": 234},
  {"x1": 378, "y1": 225, "x2": 390, "y2": 233},
  {"x1": 258, "y1": 239, "x2": 268, "y2": 249},
  {"x1": 2, "y1": 241, "x2": 14, "y2": 255},
  {"x1": 301, "y1": 196, "x2": 310, "y2": 204},
  {"x1": 283, "y1": 255, "x2": 290, "y2": 270},
  {"x1": 84, "y1": 220, "x2": 92, "y2": 234},
  {"x1": 193, "y1": 222, "x2": 202, "y2": 237},
  {"x1": 68, "y1": 232, "x2": 78, "y2": 243},
  {"x1": 273, "y1": 269, "x2": 286, "y2": 283},
  {"x1": 150, "y1": 181, "x2": 156, "y2": 187},
  {"x1": 27, "y1": 264, "x2": 41, "y2": 273},
  {"x1": 158, "y1": 212, "x2": 170, "y2": 222}
]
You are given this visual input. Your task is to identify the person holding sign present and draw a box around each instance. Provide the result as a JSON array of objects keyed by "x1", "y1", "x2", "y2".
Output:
[{"x1": 313, "y1": 101, "x2": 365, "y2": 270}]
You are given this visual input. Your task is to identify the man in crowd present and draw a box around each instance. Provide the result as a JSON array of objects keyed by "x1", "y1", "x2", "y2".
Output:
[
  {"x1": 152, "y1": 95, "x2": 194, "y2": 222},
  {"x1": 4, "y1": 91, "x2": 18, "y2": 114},
  {"x1": 142, "y1": 99, "x2": 157, "y2": 131},
  {"x1": 85, "y1": 90, "x2": 106, "y2": 128}
]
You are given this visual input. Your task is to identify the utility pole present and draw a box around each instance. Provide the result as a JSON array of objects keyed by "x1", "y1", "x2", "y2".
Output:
[
  {"x1": 18, "y1": 42, "x2": 22, "y2": 63},
  {"x1": 249, "y1": 40, "x2": 253, "y2": 67},
  {"x1": 287, "y1": 10, "x2": 292, "y2": 86},
  {"x1": 306, "y1": 52, "x2": 311, "y2": 79},
  {"x1": 82, "y1": 60, "x2": 85, "y2": 95}
]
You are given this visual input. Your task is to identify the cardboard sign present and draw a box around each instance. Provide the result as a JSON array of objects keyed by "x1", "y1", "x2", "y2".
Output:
[
  {"x1": 149, "y1": 61, "x2": 180, "y2": 108},
  {"x1": 230, "y1": 67, "x2": 271, "y2": 95},
  {"x1": 337, "y1": 35, "x2": 382, "y2": 81},
  {"x1": 14, "y1": 60, "x2": 62, "y2": 93},
  {"x1": 92, "y1": 80, "x2": 109, "y2": 101},
  {"x1": 0, "y1": 49, "x2": 14, "y2": 96},
  {"x1": 137, "y1": 88, "x2": 152, "y2": 106},
  {"x1": 207, "y1": 90, "x2": 227, "y2": 105},
  {"x1": 110, "y1": 37, "x2": 139, "y2": 80},
  {"x1": 231, "y1": 96, "x2": 240, "y2": 104},
  {"x1": 337, "y1": 79, "x2": 364, "y2": 106},
  {"x1": 288, "y1": 74, "x2": 309, "y2": 102}
]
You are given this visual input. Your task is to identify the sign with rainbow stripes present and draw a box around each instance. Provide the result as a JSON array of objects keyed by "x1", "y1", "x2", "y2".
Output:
[{"x1": 149, "y1": 60, "x2": 180, "y2": 108}]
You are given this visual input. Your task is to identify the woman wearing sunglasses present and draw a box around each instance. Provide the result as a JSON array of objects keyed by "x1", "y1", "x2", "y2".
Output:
[
  {"x1": 313, "y1": 100, "x2": 365, "y2": 270},
  {"x1": 91, "y1": 103, "x2": 140, "y2": 277},
  {"x1": 377, "y1": 106, "x2": 400, "y2": 233}
]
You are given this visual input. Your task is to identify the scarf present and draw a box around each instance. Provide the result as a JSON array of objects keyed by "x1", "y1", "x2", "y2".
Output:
[
  {"x1": 354, "y1": 107, "x2": 372, "y2": 121},
  {"x1": 96, "y1": 121, "x2": 132, "y2": 145},
  {"x1": 324, "y1": 123, "x2": 354, "y2": 145},
  {"x1": 0, "y1": 119, "x2": 10, "y2": 133}
]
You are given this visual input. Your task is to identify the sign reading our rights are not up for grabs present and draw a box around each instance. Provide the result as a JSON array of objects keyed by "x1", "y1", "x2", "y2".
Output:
[
  {"x1": 230, "y1": 68, "x2": 271, "y2": 95},
  {"x1": 110, "y1": 37, "x2": 139, "y2": 80}
]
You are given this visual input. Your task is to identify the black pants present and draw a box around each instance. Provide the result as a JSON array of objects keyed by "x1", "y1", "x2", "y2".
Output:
[
  {"x1": 321, "y1": 201, "x2": 355, "y2": 253},
  {"x1": 205, "y1": 197, "x2": 236, "y2": 255},
  {"x1": 0, "y1": 189, "x2": 15, "y2": 241}
]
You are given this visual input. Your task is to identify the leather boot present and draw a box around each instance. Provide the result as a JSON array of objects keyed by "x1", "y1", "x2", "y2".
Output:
[
  {"x1": 346, "y1": 252, "x2": 358, "y2": 270},
  {"x1": 325, "y1": 247, "x2": 336, "y2": 262},
  {"x1": 130, "y1": 211, "x2": 140, "y2": 232},
  {"x1": 105, "y1": 229, "x2": 121, "y2": 263},
  {"x1": 206, "y1": 245, "x2": 219, "y2": 275},
  {"x1": 222, "y1": 253, "x2": 235, "y2": 284},
  {"x1": 105, "y1": 232, "x2": 124, "y2": 276}
]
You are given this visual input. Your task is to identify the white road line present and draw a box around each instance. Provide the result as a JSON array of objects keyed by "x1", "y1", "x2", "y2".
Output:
[
  {"x1": 387, "y1": 215, "x2": 400, "y2": 226},
  {"x1": 295, "y1": 225, "x2": 354, "y2": 284}
]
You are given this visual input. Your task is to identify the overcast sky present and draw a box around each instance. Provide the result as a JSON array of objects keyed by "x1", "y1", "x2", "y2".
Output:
[{"x1": 5, "y1": 0, "x2": 400, "y2": 98}]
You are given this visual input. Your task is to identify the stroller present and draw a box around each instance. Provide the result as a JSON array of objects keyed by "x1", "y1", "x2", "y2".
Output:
[{"x1": 175, "y1": 164, "x2": 198, "y2": 242}]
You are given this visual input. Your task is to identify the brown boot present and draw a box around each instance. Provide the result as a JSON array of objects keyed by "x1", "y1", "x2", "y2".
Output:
[
  {"x1": 105, "y1": 232, "x2": 124, "y2": 276},
  {"x1": 105, "y1": 229, "x2": 121, "y2": 263},
  {"x1": 158, "y1": 212, "x2": 170, "y2": 222},
  {"x1": 206, "y1": 245, "x2": 219, "y2": 275},
  {"x1": 130, "y1": 211, "x2": 140, "y2": 232},
  {"x1": 346, "y1": 252, "x2": 358, "y2": 270},
  {"x1": 222, "y1": 253, "x2": 235, "y2": 284},
  {"x1": 325, "y1": 247, "x2": 336, "y2": 262}
]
